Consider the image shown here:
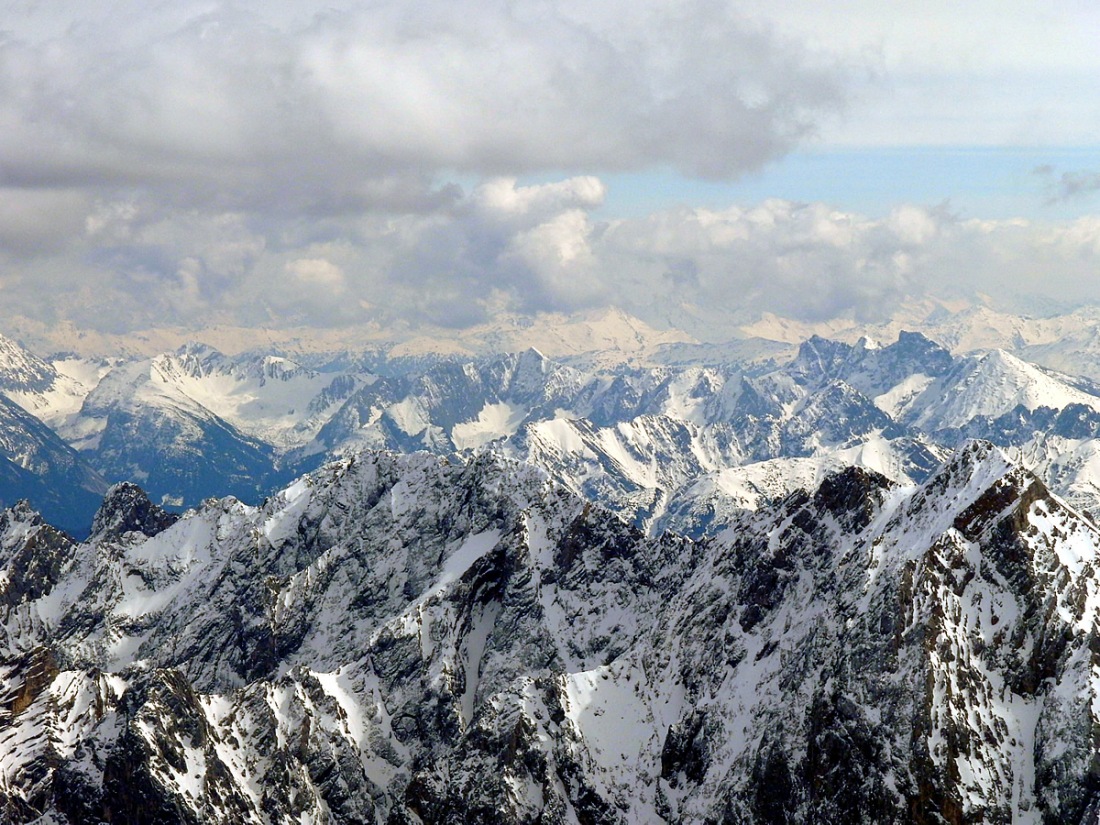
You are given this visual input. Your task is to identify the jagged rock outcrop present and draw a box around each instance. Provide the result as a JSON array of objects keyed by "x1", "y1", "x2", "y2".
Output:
[
  {"x1": 0, "y1": 442, "x2": 1099, "y2": 822},
  {"x1": 90, "y1": 482, "x2": 180, "y2": 542}
]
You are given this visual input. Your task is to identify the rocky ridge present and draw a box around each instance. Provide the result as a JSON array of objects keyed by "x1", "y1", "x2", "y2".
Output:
[{"x1": 0, "y1": 442, "x2": 1098, "y2": 822}]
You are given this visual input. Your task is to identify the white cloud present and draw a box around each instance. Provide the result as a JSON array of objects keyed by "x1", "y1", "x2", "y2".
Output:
[
  {"x1": 886, "y1": 204, "x2": 939, "y2": 245},
  {"x1": 505, "y1": 209, "x2": 605, "y2": 306},
  {"x1": 473, "y1": 177, "x2": 607, "y2": 222},
  {"x1": 2, "y1": 4, "x2": 1099, "y2": 337},
  {"x1": 0, "y1": 1, "x2": 847, "y2": 215},
  {"x1": 1, "y1": 173, "x2": 1100, "y2": 333},
  {"x1": 286, "y1": 258, "x2": 346, "y2": 291},
  {"x1": 0, "y1": 1, "x2": 857, "y2": 333}
]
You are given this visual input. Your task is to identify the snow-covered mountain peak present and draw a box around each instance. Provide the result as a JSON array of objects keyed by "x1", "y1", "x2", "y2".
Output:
[
  {"x1": 0, "y1": 333, "x2": 56, "y2": 394},
  {"x1": 518, "y1": 344, "x2": 547, "y2": 361},
  {"x1": 503, "y1": 347, "x2": 560, "y2": 393},
  {"x1": 152, "y1": 342, "x2": 228, "y2": 381},
  {"x1": 905, "y1": 347, "x2": 1100, "y2": 432},
  {"x1": 894, "y1": 438, "x2": 1019, "y2": 521},
  {"x1": 75, "y1": 344, "x2": 364, "y2": 475},
  {"x1": 145, "y1": 344, "x2": 323, "y2": 395},
  {"x1": 0, "y1": 335, "x2": 105, "y2": 429},
  {"x1": 859, "y1": 437, "x2": 1094, "y2": 594},
  {"x1": 790, "y1": 334, "x2": 853, "y2": 383},
  {"x1": 249, "y1": 354, "x2": 311, "y2": 383},
  {"x1": 785, "y1": 331, "x2": 953, "y2": 406},
  {"x1": 941, "y1": 435, "x2": 1013, "y2": 472},
  {"x1": 980, "y1": 346, "x2": 1026, "y2": 368},
  {"x1": 891, "y1": 328, "x2": 948, "y2": 357}
]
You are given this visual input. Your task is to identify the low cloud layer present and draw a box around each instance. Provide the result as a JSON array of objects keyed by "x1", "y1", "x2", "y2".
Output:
[{"x1": 4, "y1": 176, "x2": 1100, "y2": 337}]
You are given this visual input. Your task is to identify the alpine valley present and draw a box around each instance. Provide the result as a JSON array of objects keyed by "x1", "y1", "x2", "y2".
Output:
[{"x1": 3, "y1": 304, "x2": 1100, "y2": 822}]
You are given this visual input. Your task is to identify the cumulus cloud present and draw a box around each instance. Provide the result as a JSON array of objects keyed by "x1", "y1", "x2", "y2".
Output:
[
  {"x1": 3, "y1": 172, "x2": 1100, "y2": 334},
  {"x1": 359, "y1": 190, "x2": 1100, "y2": 328},
  {"x1": 473, "y1": 177, "x2": 607, "y2": 223},
  {"x1": 582, "y1": 201, "x2": 1100, "y2": 325},
  {"x1": 590, "y1": 200, "x2": 924, "y2": 322},
  {"x1": 0, "y1": 1, "x2": 861, "y2": 333},
  {"x1": 0, "y1": 1, "x2": 847, "y2": 215},
  {"x1": 3, "y1": 3, "x2": 1097, "y2": 339}
]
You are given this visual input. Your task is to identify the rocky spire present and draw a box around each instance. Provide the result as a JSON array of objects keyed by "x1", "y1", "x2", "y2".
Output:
[{"x1": 89, "y1": 481, "x2": 179, "y2": 541}]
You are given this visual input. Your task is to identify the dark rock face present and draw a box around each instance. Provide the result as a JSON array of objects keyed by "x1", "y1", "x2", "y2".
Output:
[
  {"x1": 788, "y1": 331, "x2": 953, "y2": 399},
  {"x1": 944, "y1": 401, "x2": 1100, "y2": 447},
  {"x1": 91, "y1": 482, "x2": 180, "y2": 541},
  {"x1": 813, "y1": 464, "x2": 892, "y2": 531},
  {"x1": 0, "y1": 502, "x2": 75, "y2": 610},
  {"x1": 1, "y1": 443, "x2": 1100, "y2": 823},
  {"x1": 661, "y1": 709, "x2": 712, "y2": 788}
]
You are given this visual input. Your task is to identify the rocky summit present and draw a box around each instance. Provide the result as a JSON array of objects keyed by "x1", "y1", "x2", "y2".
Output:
[{"x1": 1, "y1": 441, "x2": 1099, "y2": 823}]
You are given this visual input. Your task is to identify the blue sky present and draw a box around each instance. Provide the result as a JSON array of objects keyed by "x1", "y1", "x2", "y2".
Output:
[
  {"x1": 596, "y1": 0, "x2": 1100, "y2": 223},
  {"x1": 596, "y1": 147, "x2": 1100, "y2": 222}
]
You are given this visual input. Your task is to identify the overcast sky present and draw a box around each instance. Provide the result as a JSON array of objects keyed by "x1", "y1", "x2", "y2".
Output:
[{"x1": 1, "y1": 1, "x2": 1099, "y2": 338}]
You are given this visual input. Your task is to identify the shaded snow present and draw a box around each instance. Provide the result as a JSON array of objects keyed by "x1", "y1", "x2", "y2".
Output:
[{"x1": 451, "y1": 401, "x2": 527, "y2": 450}]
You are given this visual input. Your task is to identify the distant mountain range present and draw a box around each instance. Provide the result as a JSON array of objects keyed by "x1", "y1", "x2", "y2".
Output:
[
  {"x1": 13, "y1": 296, "x2": 1100, "y2": 375},
  {"x1": 10, "y1": 303, "x2": 1100, "y2": 538}
]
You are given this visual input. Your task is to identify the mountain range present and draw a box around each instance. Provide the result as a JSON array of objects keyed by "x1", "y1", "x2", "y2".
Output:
[
  {"x1": 3, "y1": 305, "x2": 1100, "y2": 820},
  {"x1": 10, "y1": 314, "x2": 1100, "y2": 540}
]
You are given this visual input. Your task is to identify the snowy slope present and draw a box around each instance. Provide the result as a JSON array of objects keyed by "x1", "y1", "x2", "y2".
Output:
[
  {"x1": 143, "y1": 344, "x2": 363, "y2": 449},
  {"x1": 66, "y1": 344, "x2": 362, "y2": 453},
  {"x1": 0, "y1": 392, "x2": 107, "y2": 536},
  {"x1": 18, "y1": 321, "x2": 1100, "y2": 541},
  {"x1": 0, "y1": 335, "x2": 107, "y2": 427},
  {"x1": 69, "y1": 357, "x2": 283, "y2": 508},
  {"x1": 509, "y1": 413, "x2": 742, "y2": 533},
  {"x1": 0, "y1": 450, "x2": 692, "y2": 823},
  {"x1": 647, "y1": 441, "x2": 1100, "y2": 822},
  {"x1": 903, "y1": 349, "x2": 1100, "y2": 432},
  {"x1": 48, "y1": 343, "x2": 374, "y2": 509},
  {"x1": 655, "y1": 435, "x2": 945, "y2": 536},
  {"x1": 301, "y1": 348, "x2": 590, "y2": 459}
]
